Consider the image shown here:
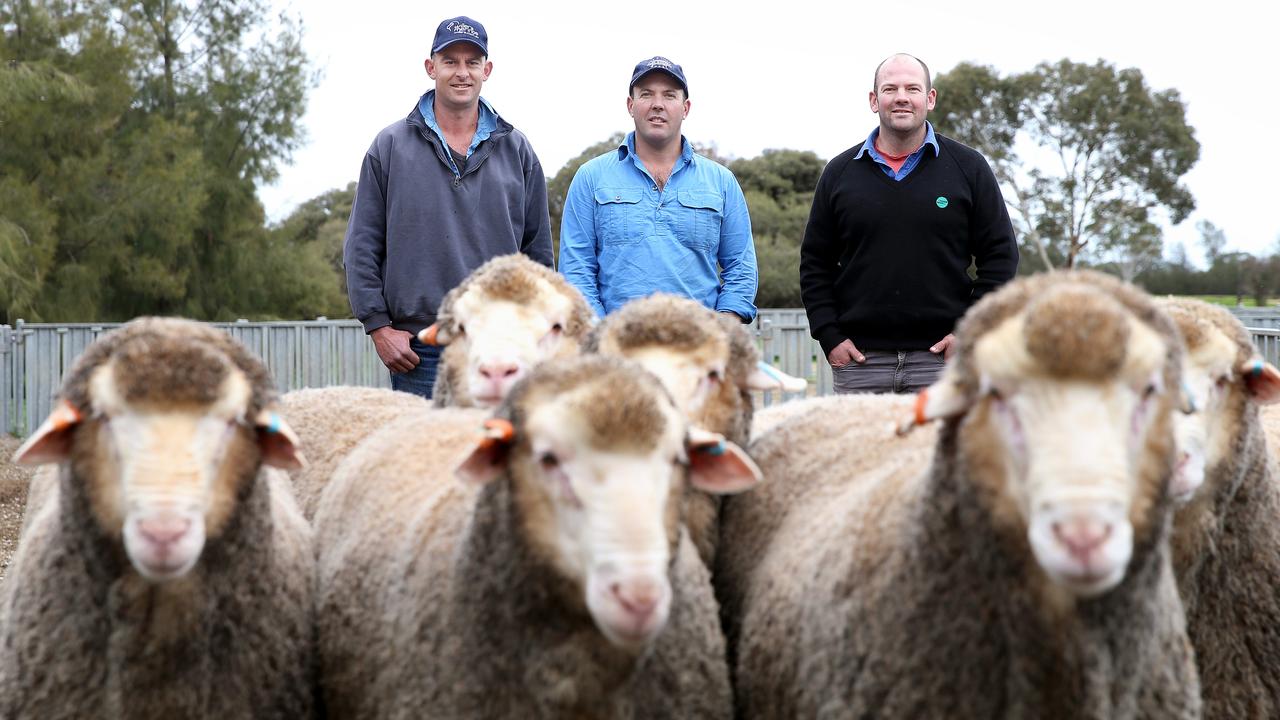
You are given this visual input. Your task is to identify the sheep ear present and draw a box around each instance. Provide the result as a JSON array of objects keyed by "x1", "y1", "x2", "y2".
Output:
[
  {"x1": 455, "y1": 418, "x2": 514, "y2": 485},
  {"x1": 1241, "y1": 359, "x2": 1280, "y2": 405},
  {"x1": 418, "y1": 322, "x2": 458, "y2": 346},
  {"x1": 686, "y1": 428, "x2": 762, "y2": 494},
  {"x1": 746, "y1": 361, "x2": 808, "y2": 393},
  {"x1": 896, "y1": 369, "x2": 970, "y2": 436},
  {"x1": 13, "y1": 401, "x2": 82, "y2": 466},
  {"x1": 254, "y1": 408, "x2": 307, "y2": 470}
]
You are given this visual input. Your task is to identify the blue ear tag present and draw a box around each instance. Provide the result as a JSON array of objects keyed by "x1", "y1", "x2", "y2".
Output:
[
  {"x1": 266, "y1": 413, "x2": 282, "y2": 434},
  {"x1": 1253, "y1": 361, "x2": 1265, "y2": 377},
  {"x1": 699, "y1": 440, "x2": 726, "y2": 456}
]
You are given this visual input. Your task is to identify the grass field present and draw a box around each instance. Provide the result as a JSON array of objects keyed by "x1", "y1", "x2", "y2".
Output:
[{"x1": 1186, "y1": 295, "x2": 1276, "y2": 308}]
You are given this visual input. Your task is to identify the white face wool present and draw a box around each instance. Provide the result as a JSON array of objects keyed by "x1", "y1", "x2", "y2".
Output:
[
  {"x1": 971, "y1": 313, "x2": 1171, "y2": 597},
  {"x1": 451, "y1": 283, "x2": 575, "y2": 407},
  {"x1": 88, "y1": 365, "x2": 254, "y2": 581}
]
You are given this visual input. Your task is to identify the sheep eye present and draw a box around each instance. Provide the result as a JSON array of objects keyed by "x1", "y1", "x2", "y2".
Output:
[
  {"x1": 550, "y1": 322, "x2": 564, "y2": 333},
  {"x1": 538, "y1": 452, "x2": 560, "y2": 471},
  {"x1": 1215, "y1": 375, "x2": 1230, "y2": 388},
  {"x1": 456, "y1": 323, "x2": 466, "y2": 335},
  {"x1": 707, "y1": 369, "x2": 722, "y2": 382},
  {"x1": 1143, "y1": 382, "x2": 1160, "y2": 399}
]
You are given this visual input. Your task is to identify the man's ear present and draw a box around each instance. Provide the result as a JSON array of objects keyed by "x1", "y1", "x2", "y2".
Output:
[{"x1": 12, "y1": 400, "x2": 82, "y2": 466}]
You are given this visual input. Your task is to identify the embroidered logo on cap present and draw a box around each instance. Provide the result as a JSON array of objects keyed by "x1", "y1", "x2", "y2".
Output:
[
  {"x1": 647, "y1": 57, "x2": 674, "y2": 70},
  {"x1": 447, "y1": 20, "x2": 480, "y2": 38}
]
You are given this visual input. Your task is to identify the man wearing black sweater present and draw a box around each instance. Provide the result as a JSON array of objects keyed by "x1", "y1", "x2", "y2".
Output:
[{"x1": 800, "y1": 53, "x2": 1018, "y2": 394}]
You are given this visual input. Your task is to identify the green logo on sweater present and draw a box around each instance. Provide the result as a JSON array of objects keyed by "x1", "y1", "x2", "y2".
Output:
[{"x1": 935, "y1": 196, "x2": 949, "y2": 209}]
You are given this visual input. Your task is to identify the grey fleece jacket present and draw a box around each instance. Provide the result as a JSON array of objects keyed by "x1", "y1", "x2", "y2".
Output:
[{"x1": 343, "y1": 92, "x2": 554, "y2": 335}]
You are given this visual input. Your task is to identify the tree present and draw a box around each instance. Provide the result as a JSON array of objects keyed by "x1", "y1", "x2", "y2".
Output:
[
  {"x1": 932, "y1": 59, "x2": 1200, "y2": 271},
  {"x1": 1198, "y1": 219, "x2": 1227, "y2": 268},
  {"x1": 547, "y1": 132, "x2": 625, "y2": 261},
  {"x1": 0, "y1": 0, "x2": 315, "y2": 322},
  {"x1": 729, "y1": 150, "x2": 825, "y2": 307}
]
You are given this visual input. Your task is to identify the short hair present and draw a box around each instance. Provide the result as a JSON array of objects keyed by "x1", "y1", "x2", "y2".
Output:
[{"x1": 873, "y1": 54, "x2": 931, "y2": 92}]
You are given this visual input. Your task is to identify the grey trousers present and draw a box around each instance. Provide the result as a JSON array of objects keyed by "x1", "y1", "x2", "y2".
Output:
[{"x1": 831, "y1": 350, "x2": 946, "y2": 395}]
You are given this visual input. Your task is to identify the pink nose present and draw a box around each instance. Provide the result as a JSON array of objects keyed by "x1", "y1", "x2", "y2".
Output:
[
  {"x1": 610, "y1": 578, "x2": 662, "y2": 620},
  {"x1": 478, "y1": 361, "x2": 521, "y2": 383},
  {"x1": 137, "y1": 516, "x2": 191, "y2": 546},
  {"x1": 1053, "y1": 517, "x2": 1113, "y2": 561}
]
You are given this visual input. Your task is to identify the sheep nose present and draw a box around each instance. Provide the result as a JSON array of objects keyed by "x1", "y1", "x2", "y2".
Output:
[
  {"x1": 610, "y1": 578, "x2": 661, "y2": 620},
  {"x1": 1052, "y1": 517, "x2": 1113, "y2": 561},
  {"x1": 478, "y1": 361, "x2": 521, "y2": 383},
  {"x1": 137, "y1": 516, "x2": 192, "y2": 546}
]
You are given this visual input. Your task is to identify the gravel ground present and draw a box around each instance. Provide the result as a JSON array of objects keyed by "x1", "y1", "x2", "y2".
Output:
[{"x1": 0, "y1": 435, "x2": 34, "y2": 584}]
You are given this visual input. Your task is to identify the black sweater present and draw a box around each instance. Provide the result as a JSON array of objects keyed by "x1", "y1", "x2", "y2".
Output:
[{"x1": 799, "y1": 135, "x2": 1018, "y2": 355}]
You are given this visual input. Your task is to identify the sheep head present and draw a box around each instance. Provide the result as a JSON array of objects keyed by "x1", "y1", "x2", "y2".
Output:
[
  {"x1": 420, "y1": 254, "x2": 595, "y2": 407},
  {"x1": 1161, "y1": 298, "x2": 1280, "y2": 505},
  {"x1": 588, "y1": 294, "x2": 802, "y2": 442},
  {"x1": 12, "y1": 317, "x2": 303, "y2": 582},
  {"x1": 907, "y1": 271, "x2": 1184, "y2": 598},
  {"x1": 453, "y1": 355, "x2": 760, "y2": 652}
]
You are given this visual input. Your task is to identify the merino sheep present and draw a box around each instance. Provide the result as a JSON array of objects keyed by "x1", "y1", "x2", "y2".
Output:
[
  {"x1": 422, "y1": 253, "x2": 596, "y2": 407},
  {"x1": 279, "y1": 386, "x2": 429, "y2": 519},
  {"x1": 1161, "y1": 297, "x2": 1280, "y2": 718},
  {"x1": 313, "y1": 355, "x2": 761, "y2": 719},
  {"x1": 717, "y1": 271, "x2": 1200, "y2": 718},
  {"x1": 585, "y1": 293, "x2": 805, "y2": 565},
  {"x1": 0, "y1": 317, "x2": 316, "y2": 720}
]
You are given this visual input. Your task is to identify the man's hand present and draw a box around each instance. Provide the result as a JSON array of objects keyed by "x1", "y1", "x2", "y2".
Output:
[
  {"x1": 929, "y1": 333, "x2": 958, "y2": 361},
  {"x1": 828, "y1": 339, "x2": 865, "y2": 368},
  {"x1": 371, "y1": 326, "x2": 420, "y2": 373}
]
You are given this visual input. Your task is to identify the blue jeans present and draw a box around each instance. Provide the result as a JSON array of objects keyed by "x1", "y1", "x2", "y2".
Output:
[
  {"x1": 831, "y1": 350, "x2": 945, "y2": 395},
  {"x1": 389, "y1": 339, "x2": 441, "y2": 399}
]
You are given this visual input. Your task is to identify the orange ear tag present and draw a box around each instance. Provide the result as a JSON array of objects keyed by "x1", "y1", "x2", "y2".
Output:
[{"x1": 476, "y1": 418, "x2": 515, "y2": 451}]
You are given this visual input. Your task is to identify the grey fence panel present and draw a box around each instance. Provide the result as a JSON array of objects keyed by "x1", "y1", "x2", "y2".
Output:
[
  {"x1": 1250, "y1": 328, "x2": 1280, "y2": 367},
  {"x1": 15, "y1": 312, "x2": 1276, "y2": 437},
  {"x1": 1, "y1": 325, "x2": 11, "y2": 436}
]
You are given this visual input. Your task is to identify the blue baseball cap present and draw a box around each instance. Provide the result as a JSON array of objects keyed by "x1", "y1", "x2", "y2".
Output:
[
  {"x1": 629, "y1": 56, "x2": 688, "y2": 96},
  {"x1": 432, "y1": 16, "x2": 488, "y2": 55}
]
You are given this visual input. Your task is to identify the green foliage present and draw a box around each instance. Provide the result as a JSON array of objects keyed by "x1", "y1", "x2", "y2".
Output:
[
  {"x1": 0, "y1": 0, "x2": 316, "y2": 322},
  {"x1": 933, "y1": 59, "x2": 1200, "y2": 271},
  {"x1": 548, "y1": 132, "x2": 625, "y2": 261}
]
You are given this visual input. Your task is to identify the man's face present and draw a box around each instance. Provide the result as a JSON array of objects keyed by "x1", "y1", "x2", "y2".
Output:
[
  {"x1": 869, "y1": 57, "x2": 936, "y2": 137},
  {"x1": 627, "y1": 74, "x2": 690, "y2": 148},
  {"x1": 426, "y1": 44, "x2": 492, "y2": 110}
]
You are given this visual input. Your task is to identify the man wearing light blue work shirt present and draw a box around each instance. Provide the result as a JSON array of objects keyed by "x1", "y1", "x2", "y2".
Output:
[{"x1": 559, "y1": 56, "x2": 758, "y2": 322}]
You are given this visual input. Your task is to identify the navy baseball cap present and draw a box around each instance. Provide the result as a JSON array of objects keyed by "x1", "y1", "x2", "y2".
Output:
[
  {"x1": 432, "y1": 16, "x2": 488, "y2": 55},
  {"x1": 629, "y1": 56, "x2": 688, "y2": 96}
]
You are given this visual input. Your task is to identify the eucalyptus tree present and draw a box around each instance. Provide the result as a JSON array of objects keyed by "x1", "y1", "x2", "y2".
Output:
[{"x1": 932, "y1": 59, "x2": 1199, "y2": 271}]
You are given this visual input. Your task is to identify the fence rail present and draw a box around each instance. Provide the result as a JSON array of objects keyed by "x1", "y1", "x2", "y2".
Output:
[{"x1": 6, "y1": 308, "x2": 1280, "y2": 438}]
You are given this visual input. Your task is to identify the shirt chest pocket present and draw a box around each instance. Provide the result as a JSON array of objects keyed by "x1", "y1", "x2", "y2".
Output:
[
  {"x1": 673, "y1": 190, "x2": 724, "y2": 252},
  {"x1": 594, "y1": 188, "x2": 643, "y2": 246}
]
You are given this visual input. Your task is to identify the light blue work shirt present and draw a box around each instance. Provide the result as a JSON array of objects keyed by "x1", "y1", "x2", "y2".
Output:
[
  {"x1": 419, "y1": 93, "x2": 499, "y2": 177},
  {"x1": 559, "y1": 133, "x2": 758, "y2": 320},
  {"x1": 855, "y1": 121, "x2": 940, "y2": 181}
]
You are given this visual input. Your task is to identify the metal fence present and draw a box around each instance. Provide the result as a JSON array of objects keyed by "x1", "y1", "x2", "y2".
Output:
[{"x1": 6, "y1": 308, "x2": 1280, "y2": 438}]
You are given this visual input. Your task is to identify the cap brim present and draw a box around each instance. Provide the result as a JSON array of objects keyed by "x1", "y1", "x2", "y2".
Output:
[
  {"x1": 629, "y1": 68, "x2": 688, "y2": 95},
  {"x1": 432, "y1": 38, "x2": 488, "y2": 55}
]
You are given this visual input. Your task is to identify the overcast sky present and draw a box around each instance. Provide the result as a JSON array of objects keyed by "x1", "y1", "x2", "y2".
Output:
[{"x1": 260, "y1": 0, "x2": 1274, "y2": 264}]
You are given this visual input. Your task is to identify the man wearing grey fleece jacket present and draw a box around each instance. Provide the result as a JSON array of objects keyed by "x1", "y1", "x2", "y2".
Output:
[{"x1": 343, "y1": 16, "x2": 553, "y2": 398}]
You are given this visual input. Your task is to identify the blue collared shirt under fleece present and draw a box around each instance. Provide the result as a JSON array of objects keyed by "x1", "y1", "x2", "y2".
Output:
[
  {"x1": 419, "y1": 95, "x2": 499, "y2": 176},
  {"x1": 856, "y1": 122, "x2": 941, "y2": 180},
  {"x1": 559, "y1": 133, "x2": 758, "y2": 321}
]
